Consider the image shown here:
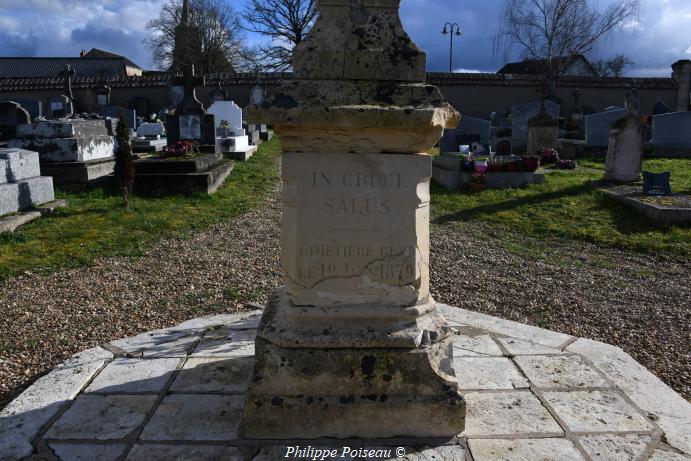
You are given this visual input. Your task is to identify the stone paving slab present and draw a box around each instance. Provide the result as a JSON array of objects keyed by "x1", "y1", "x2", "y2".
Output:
[
  {"x1": 126, "y1": 444, "x2": 244, "y2": 460},
  {"x1": 191, "y1": 327, "x2": 255, "y2": 357},
  {"x1": 454, "y1": 357, "x2": 529, "y2": 390},
  {"x1": 468, "y1": 438, "x2": 586, "y2": 460},
  {"x1": 139, "y1": 394, "x2": 244, "y2": 442},
  {"x1": 578, "y1": 433, "x2": 653, "y2": 460},
  {"x1": 44, "y1": 395, "x2": 158, "y2": 440},
  {"x1": 461, "y1": 391, "x2": 564, "y2": 437},
  {"x1": 567, "y1": 338, "x2": 691, "y2": 454},
  {"x1": 439, "y1": 304, "x2": 574, "y2": 348},
  {"x1": 48, "y1": 443, "x2": 128, "y2": 461},
  {"x1": 170, "y1": 356, "x2": 254, "y2": 393},
  {"x1": 452, "y1": 332, "x2": 504, "y2": 357},
  {"x1": 541, "y1": 389, "x2": 656, "y2": 433},
  {"x1": 0, "y1": 347, "x2": 113, "y2": 460},
  {"x1": 495, "y1": 337, "x2": 565, "y2": 356},
  {"x1": 513, "y1": 354, "x2": 610, "y2": 389},
  {"x1": 3, "y1": 307, "x2": 690, "y2": 461},
  {"x1": 85, "y1": 358, "x2": 180, "y2": 394}
]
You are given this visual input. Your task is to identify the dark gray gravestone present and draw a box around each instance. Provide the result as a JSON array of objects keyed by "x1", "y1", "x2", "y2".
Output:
[
  {"x1": 131, "y1": 97, "x2": 152, "y2": 118},
  {"x1": 166, "y1": 65, "x2": 216, "y2": 149},
  {"x1": 0, "y1": 101, "x2": 31, "y2": 141},
  {"x1": 210, "y1": 81, "x2": 228, "y2": 102},
  {"x1": 510, "y1": 100, "x2": 560, "y2": 151},
  {"x1": 651, "y1": 111, "x2": 691, "y2": 148},
  {"x1": 250, "y1": 85, "x2": 265, "y2": 106},
  {"x1": 98, "y1": 106, "x2": 137, "y2": 131},
  {"x1": 440, "y1": 115, "x2": 491, "y2": 153},
  {"x1": 585, "y1": 108, "x2": 627, "y2": 146},
  {"x1": 2, "y1": 99, "x2": 42, "y2": 119},
  {"x1": 643, "y1": 171, "x2": 671, "y2": 196}
]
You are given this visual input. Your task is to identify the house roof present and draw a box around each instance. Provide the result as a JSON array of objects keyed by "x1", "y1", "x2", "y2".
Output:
[
  {"x1": 497, "y1": 55, "x2": 597, "y2": 76},
  {"x1": 0, "y1": 57, "x2": 129, "y2": 79},
  {"x1": 83, "y1": 49, "x2": 142, "y2": 71}
]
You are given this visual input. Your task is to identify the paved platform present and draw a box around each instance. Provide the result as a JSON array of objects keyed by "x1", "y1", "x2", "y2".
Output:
[{"x1": 1, "y1": 305, "x2": 689, "y2": 460}]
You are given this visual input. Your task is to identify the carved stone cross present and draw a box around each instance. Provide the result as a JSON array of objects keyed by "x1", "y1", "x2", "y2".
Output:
[
  {"x1": 173, "y1": 64, "x2": 205, "y2": 111},
  {"x1": 59, "y1": 65, "x2": 75, "y2": 100}
]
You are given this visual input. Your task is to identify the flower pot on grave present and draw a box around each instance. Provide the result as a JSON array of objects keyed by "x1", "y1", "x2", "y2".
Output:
[
  {"x1": 522, "y1": 157, "x2": 541, "y2": 173},
  {"x1": 474, "y1": 161, "x2": 488, "y2": 174}
]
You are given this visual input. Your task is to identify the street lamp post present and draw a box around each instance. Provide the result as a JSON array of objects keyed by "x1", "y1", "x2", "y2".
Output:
[{"x1": 442, "y1": 23, "x2": 462, "y2": 73}]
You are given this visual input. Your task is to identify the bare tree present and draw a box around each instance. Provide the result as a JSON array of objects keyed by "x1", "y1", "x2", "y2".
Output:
[
  {"x1": 145, "y1": 0, "x2": 250, "y2": 73},
  {"x1": 594, "y1": 54, "x2": 634, "y2": 78},
  {"x1": 241, "y1": 0, "x2": 317, "y2": 71},
  {"x1": 495, "y1": 0, "x2": 639, "y2": 75}
]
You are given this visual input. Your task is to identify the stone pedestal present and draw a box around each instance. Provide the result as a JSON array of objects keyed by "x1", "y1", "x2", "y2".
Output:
[
  {"x1": 604, "y1": 112, "x2": 644, "y2": 183},
  {"x1": 0, "y1": 148, "x2": 55, "y2": 216},
  {"x1": 240, "y1": 0, "x2": 464, "y2": 439}
]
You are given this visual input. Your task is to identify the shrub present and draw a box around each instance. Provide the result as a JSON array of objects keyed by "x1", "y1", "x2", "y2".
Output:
[{"x1": 114, "y1": 111, "x2": 135, "y2": 209}]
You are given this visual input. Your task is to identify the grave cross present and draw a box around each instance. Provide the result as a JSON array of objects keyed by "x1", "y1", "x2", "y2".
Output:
[
  {"x1": 59, "y1": 64, "x2": 75, "y2": 100},
  {"x1": 173, "y1": 64, "x2": 205, "y2": 110}
]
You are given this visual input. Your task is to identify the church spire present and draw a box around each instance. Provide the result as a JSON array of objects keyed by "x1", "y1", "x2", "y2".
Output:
[{"x1": 181, "y1": 0, "x2": 190, "y2": 25}]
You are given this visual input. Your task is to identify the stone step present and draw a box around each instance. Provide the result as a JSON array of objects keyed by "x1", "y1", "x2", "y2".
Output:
[{"x1": 0, "y1": 176, "x2": 55, "y2": 216}]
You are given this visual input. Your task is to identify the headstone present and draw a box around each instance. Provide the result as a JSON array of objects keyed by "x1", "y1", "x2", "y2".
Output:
[
  {"x1": 585, "y1": 109, "x2": 627, "y2": 146},
  {"x1": 48, "y1": 95, "x2": 72, "y2": 119},
  {"x1": 249, "y1": 85, "x2": 265, "y2": 106},
  {"x1": 439, "y1": 115, "x2": 490, "y2": 153},
  {"x1": 165, "y1": 65, "x2": 216, "y2": 151},
  {"x1": 131, "y1": 97, "x2": 152, "y2": 117},
  {"x1": 210, "y1": 81, "x2": 228, "y2": 102},
  {"x1": 496, "y1": 140, "x2": 512, "y2": 155},
  {"x1": 96, "y1": 68, "x2": 111, "y2": 107},
  {"x1": 643, "y1": 171, "x2": 672, "y2": 196},
  {"x1": 97, "y1": 107, "x2": 136, "y2": 132},
  {"x1": 207, "y1": 101, "x2": 244, "y2": 136},
  {"x1": 1, "y1": 99, "x2": 42, "y2": 119},
  {"x1": 527, "y1": 112, "x2": 558, "y2": 155},
  {"x1": 137, "y1": 122, "x2": 165, "y2": 138},
  {"x1": 0, "y1": 101, "x2": 31, "y2": 141},
  {"x1": 0, "y1": 148, "x2": 54, "y2": 216},
  {"x1": 240, "y1": 0, "x2": 465, "y2": 439},
  {"x1": 603, "y1": 96, "x2": 644, "y2": 183},
  {"x1": 653, "y1": 99, "x2": 671, "y2": 116},
  {"x1": 625, "y1": 88, "x2": 641, "y2": 114},
  {"x1": 510, "y1": 100, "x2": 560, "y2": 152},
  {"x1": 651, "y1": 112, "x2": 691, "y2": 148}
]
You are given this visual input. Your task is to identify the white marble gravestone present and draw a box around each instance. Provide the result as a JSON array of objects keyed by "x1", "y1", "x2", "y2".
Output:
[
  {"x1": 250, "y1": 85, "x2": 265, "y2": 106},
  {"x1": 207, "y1": 101, "x2": 244, "y2": 135}
]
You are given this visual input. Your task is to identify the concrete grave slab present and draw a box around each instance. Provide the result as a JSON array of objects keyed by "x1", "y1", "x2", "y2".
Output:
[
  {"x1": 109, "y1": 327, "x2": 203, "y2": 358},
  {"x1": 191, "y1": 326, "x2": 256, "y2": 357}
]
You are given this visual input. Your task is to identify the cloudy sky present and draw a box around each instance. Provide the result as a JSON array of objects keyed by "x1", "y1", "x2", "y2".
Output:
[{"x1": 0, "y1": 0, "x2": 689, "y2": 76}]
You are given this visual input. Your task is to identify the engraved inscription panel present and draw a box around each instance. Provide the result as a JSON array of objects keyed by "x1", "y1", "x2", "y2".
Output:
[{"x1": 282, "y1": 152, "x2": 432, "y2": 308}]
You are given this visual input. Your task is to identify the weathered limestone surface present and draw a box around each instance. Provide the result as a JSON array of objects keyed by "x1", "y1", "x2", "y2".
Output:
[
  {"x1": 241, "y1": 0, "x2": 464, "y2": 439},
  {"x1": 604, "y1": 100, "x2": 644, "y2": 183}
]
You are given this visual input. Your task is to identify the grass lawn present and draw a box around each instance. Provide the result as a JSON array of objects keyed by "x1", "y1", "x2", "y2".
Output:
[
  {"x1": 431, "y1": 157, "x2": 691, "y2": 260},
  {"x1": 0, "y1": 138, "x2": 281, "y2": 279}
]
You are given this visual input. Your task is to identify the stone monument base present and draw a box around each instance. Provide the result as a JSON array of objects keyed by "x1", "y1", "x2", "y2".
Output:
[
  {"x1": 240, "y1": 288, "x2": 466, "y2": 439},
  {"x1": 134, "y1": 153, "x2": 234, "y2": 195},
  {"x1": 41, "y1": 158, "x2": 116, "y2": 186}
]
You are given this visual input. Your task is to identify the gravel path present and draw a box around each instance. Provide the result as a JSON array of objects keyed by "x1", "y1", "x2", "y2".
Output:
[{"x1": 1, "y1": 188, "x2": 689, "y2": 408}]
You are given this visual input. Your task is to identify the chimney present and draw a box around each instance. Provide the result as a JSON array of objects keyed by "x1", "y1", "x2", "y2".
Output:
[{"x1": 80, "y1": 50, "x2": 86, "y2": 58}]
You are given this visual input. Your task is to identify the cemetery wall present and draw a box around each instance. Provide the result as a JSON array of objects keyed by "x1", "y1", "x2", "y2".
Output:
[{"x1": 0, "y1": 73, "x2": 676, "y2": 120}]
